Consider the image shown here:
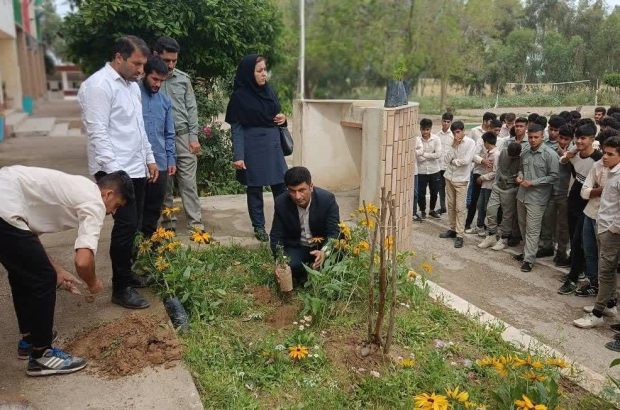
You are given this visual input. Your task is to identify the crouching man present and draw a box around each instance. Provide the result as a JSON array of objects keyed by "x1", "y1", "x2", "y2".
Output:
[
  {"x1": 0, "y1": 166, "x2": 132, "y2": 376},
  {"x1": 270, "y1": 167, "x2": 340, "y2": 286}
]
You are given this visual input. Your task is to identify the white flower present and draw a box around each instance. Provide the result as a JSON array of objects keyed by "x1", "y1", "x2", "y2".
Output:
[
  {"x1": 313, "y1": 345, "x2": 320, "y2": 350},
  {"x1": 274, "y1": 344, "x2": 285, "y2": 351},
  {"x1": 299, "y1": 325, "x2": 305, "y2": 331},
  {"x1": 293, "y1": 321, "x2": 298, "y2": 325},
  {"x1": 304, "y1": 315, "x2": 312, "y2": 322},
  {"x1": 370, "y1": 370, "x2": 381, "y2": 378}
]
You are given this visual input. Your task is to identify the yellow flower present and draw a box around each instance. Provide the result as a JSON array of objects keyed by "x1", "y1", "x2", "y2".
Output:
[
  {"x1": 514, "y1": 395, "x2": 547, "y2": 410},
  {"x1": 400, "y1": 358, "x2": 415, "y2": 368},
  {"x1": 545, "y1": 357, "x2": 569, "y2": 369},
  {"x1": 521, "y1": 370, "x2": 547, "y2": 382},
  {"x1": 384, "y1": 235, "x2": 394, "y2": 251},
  {"x1": 334, "y1": 239, "x2": 350, "y2": 251},
  {"x1": 445, "y1": 386, "x2": 469, "y2": 403},
  {"x1": 138, "y1": 240, "x2": 152, "y2": 256},
  {"x1": 190, "y1": 231, "x2": 211, "y2": 244},
  {"x1": 357, "y1": 240, "x2": 370, "y2": 251},
  {"x1": 421, "y1": 261, "x2": 433, "y2": 274},
  {"x1": 493, "y1": 361, "x2": 508, "y2": 377},
  {"x1": 288, "y1": 345, "x2": 309, "y2": 360},
  {"x1": 476, "y1": 356, "x2": 494, "y2": 367},
  {"x1": 161, "y1": 207, "x2": 181, "y2": 217},
  {"x1": 309, "y1": 236, "x2": 325, "y2": 244},
  {"x1": 154, "y1": 256, "x2": 170, "y2": 271},
  {"x1": 165, "y1": 240, "x2": 182, "y2": 252},
  {"x1": 414, "y1": 393, "x2": 449, "y2": 410},
  {"x1": 514, "y1": 355, "x2": 544, "y2": 369},
  {"x1": 464, "y1": 402, "x2": 487, "y2": 410},
  {"x1": 407, "y1": 270, "x2": 418, "y2": 281},
  {"x1": 357, "y1": 203, "x2": 379, "y2": 215},
  {"x1": 151, "y1": 227, "x2": 176, "y2": 242},
  {"x1": 338, "y1": 222, "x2": 351, "y2": 239},
  {"x1": 360, "y1": 218, "x2": 376, "y2": 229}
]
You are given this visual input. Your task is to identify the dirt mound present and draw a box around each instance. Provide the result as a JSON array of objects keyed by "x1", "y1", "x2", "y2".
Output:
[
  {"x1": 248, "y1": 285, "x2": 300, "y2": 328},
  {"x1": 66, "y1": 313, "x2": 182, "y2": 378}
]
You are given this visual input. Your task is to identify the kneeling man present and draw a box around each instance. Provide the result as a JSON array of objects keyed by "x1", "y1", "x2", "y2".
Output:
[
  {"x1": 270, "y1": 167, "x2": 340, "y2": 286},
  {"x1": 0, "y1": 165, "x2": 132, "y2": 376}
]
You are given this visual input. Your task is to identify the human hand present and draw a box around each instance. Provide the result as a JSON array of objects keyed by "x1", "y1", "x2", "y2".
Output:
[
  {"x1": 168, "y1": 165, "x2": 177, "y2": 176},
  {"x1": 84, "y1": 278, "x2": 104, "y2": 303},
  {"x1": 147, "y1": 163, "x2": 159, "y2": 183},
  {"x1": 233, "y1": 160, "x2": 246, "y2": 170},
  {"x1": 482, "y1": 159, "x2": 491, "y2": 168},
  {"x1": 476, "y1": 176, "x2": 483, "y2": 185},
  {"x1": 310, "y1": 250, "x2": 325, "y2": 269},
  {"x1": 520, "y1": 179, "x2": 533, "y2": 188},
  {"x1": 565, "y1": 150, "x2": 577, "y2": 159},
  {"x1": 274, "y1": 113, "x2": 286, "y2": 126},
  {"x1": 515, "y1": 176, "x2": 523, "y2": 184},
  {"x1": 189, "y1": 141, "x2": 201, "y2": 155},
  {"x1": 56, "y1": 268, "x2": 83, "y2": 295}
]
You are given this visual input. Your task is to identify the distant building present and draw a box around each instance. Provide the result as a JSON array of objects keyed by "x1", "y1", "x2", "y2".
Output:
[
  {"x1": 47, "y1": 64, "x2": 85, "y2": 97},
  {"x1": 0, "y1": 0, "x2": 47, "y2": 114}
]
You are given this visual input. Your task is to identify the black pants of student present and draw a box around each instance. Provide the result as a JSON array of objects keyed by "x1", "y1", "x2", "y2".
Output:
[
  {"x1": 465, "y1": 174, "x2": 482, "y2": 229},
  {"x1": 567, "y1": 213, "x2": 586, "y2": 282},
  {"x1": 0, "y1": 218, "x2": 55, "y2": 349},
  {"x1": 284, "y1": 245, "x2": 314, "y2": 286},
  {"x1": 247, "y1": 184, "x2": 287, "y2": 229},
  {"x1": 140, "y1": 173, "x2": 168, "y2": 239},
  {"x1": 417, "y1": 172, "x2": 441, "y2": 214},
  {"x1": 96, "y1": 173, "x2": 146, "y2": 291},
  {"x1": 438, "y1": 170, "x2": 446, "y2": 211}
]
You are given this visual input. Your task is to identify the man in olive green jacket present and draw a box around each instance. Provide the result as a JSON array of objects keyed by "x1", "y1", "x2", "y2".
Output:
[{"x1": 154, "y1": 36, "x2": 205, "y2": 232}]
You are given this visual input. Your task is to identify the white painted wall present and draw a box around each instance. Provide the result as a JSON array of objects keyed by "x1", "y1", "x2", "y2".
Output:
[{"x1": 0, "y1": 0, "x2": 16, "y2": 39}]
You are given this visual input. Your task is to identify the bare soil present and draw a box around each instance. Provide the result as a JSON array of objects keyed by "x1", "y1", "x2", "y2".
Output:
[
  {"x1": 249, "y1": 285, "x2": 301, "y2": 328},
  {"x1": 66, "y1": 313, "x2": 182, "y2": 379}
]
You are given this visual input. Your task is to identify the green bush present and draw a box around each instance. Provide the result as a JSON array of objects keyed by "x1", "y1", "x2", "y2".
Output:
[{"x1": 604, "y1": 73, "x2": 620, "y2": 89}]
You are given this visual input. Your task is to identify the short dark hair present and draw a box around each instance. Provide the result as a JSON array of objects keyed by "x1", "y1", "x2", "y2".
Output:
[
  {"x1": 441, "y1": 112, "x2": 453, "y2": 121},
  {"x1": 482, "y1": 131, "x2": 497, "y2": 145},
  {"x1": 490, "y1": 119, "x2": 502, "y2": 129},
  {"x1": 558, "y1": 124, "x2": 574, "y2": 138},
  {"x1": 111, "y1": 35, "x2": 150, "y2": 60},
  {"x1": 450, "y1": 121, "x2": 465, "y2": 132},
  {"x1": 598, "y1": 128, "x2": 619, "y2": 145},
  {"x1": 154, "y1": 36, "x2": 180, "y2": 54},
  {"x1": 96, "y1": 170, "x2": 134, "y2": 203},
  {"x1": 559, "y1": 111, "x2": 572, "y2": 122},
  {"x1": 600, "y1": 116, "x2": 620, "y2": 129},
  {"x1": 419, "y1": 118, "x2": 433, "y2": 129},
  {"x1": 595, "y1": 106, "x2": 607, "y2": 115},
  {"x1": 284, "y1": 166, "x2": 312, "y2": 187},
  {"x1": 574, "y1": 124, "x2": 596, "y2": 138},
  {"x1": 507, "y1": 141, "x2": 522, "y2": 157},
  {"x1": 607, "y1": 106, "x2": 620, "y2": 116},
  {"x1": 527, "y1": 123, "x2": 544, "y2": 134},
  {"x1": 504, "y1": 112, "x2": 516, "y2": 122},
  {"x1": 570, "y1": 110, "x2": 582, "y2": 120},
  {"x1": 515, "y1": 116, "x2": 528, "y2": 124},
  {"x1": 603, "y1": 136, "x2": 620, "y2": 154},
  {"x1": 144, "y1": 55, "x2": 168, "y2": 77},
  {"x1": 575, "y1": 118, "x2": 596, "y2": 128},
  {"x1": 548, "y1": 115, "x2": 566, "y2": 129},
  {"x1": 482, "y1": 112, "x2": 497, "y2": 122},
  {"x1": 527, "y1": 113, "x2": 539, "y2": 123},
  {"x1": 535, "y1": 115, "x2": 547, "y2": 129},
  {"x1": 611, "y1": 112, "x2": 620, "y2": 123}
]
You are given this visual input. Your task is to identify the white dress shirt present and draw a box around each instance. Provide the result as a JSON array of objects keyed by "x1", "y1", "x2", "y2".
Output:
[
  {"x1": 443, "y1": 137, "x2": 476, "y2": 182},
  {"x1": 0, "y1": 166, "x2": 106, "y2": 253},
  {"x1": 468, "y1": 125, "x2": 484, "y2": 144},
  {"x1": 78, "y1": 63, "x2": 155, "y2": 178},
  {"x1": 436, "y1": 129, "x2": 453, "y2": 171},
  {"x1": 596, "y1": 162, "x2": 620, "y2": 235},
  {"x1": 415, "y1": 134, "x2": 443, "y2": 175},
  {"x1": 581, "y1": 160, "x2": 609, "y2": 220},
  {"x1": 478, "y1": 147, "x2": 499, "y2": 189},
  {"x1": 297, "y1": 198, "x2": 312, "y2": 246}
]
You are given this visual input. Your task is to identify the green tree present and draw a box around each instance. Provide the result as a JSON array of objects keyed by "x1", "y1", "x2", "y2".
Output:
[{"x1": 39, "y1": 0, "x2": 67, "y2": 61}]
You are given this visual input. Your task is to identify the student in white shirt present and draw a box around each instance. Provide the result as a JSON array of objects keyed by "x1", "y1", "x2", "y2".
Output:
[
  {"x1": 78, "y1": 35, "x2": 158, "y2": 310},
  {"x1": 415, "y1": 118, "x2": 443, "y2": 219},
  {"x1": 437, "y1": 112, "x2": 454, "y2": 214},
  {"x1": 471, "y1": 132, "x2": 498, "y2": 236},
  {"x1": 439, "y1": 121, "x2": 476, "y2": 248},
  {"x1": 498, "y1": 112, "x2": 516, "y2": 140},
  {"x1": 0, "y1": 166, "x2": 132, "y2": 376}
]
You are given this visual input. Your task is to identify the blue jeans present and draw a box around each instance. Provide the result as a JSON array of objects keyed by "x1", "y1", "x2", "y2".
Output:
[
  {"x1": 582, "y1": 216, "x2": 598, "y2": 284},
  {"x1": 476, "y1": 188, "x2": 492, "y2": 228}
]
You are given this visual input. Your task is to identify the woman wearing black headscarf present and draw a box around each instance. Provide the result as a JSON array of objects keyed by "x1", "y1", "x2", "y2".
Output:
[{"x1": 225, "y1": 54, "x2": 288, "y2": 242}]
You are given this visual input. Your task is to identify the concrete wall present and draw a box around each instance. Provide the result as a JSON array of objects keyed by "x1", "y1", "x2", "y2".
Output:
[
  {"x1": 0, "y1": 0, "x2": 16, "y2": 39},
  {"x1": 0, "y1": 38, "x2": 22, "y2": 108}
]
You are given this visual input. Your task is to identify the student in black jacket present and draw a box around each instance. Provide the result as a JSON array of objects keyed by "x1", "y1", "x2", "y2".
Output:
[{"x1": 270, "y1": 167, "x2": 340, "y2": 286}]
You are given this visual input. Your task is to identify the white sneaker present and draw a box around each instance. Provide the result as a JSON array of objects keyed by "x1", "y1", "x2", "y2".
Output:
[
  {"x1": 491, "y1": 238, "x2": 507, "y2": 251},
  {"x1": 465, "y1": 227, "x2": 477, "y2": 234},
  {"x1": 573, "y1": 313, "x2": 605, "y2": 329},
  {"x1": 478, "y1": 235, "x2": 497, "y2": 249},
  {"x1": 583, "y1": 305, "x2": 618, "y2": 317},
  {"x1": 477, "y1": 229, "x2": 487, "y2": 238}
]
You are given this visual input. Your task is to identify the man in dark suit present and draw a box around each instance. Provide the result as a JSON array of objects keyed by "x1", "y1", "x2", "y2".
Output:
[{"x1": 270, "y1": 167, "x2": 340, "y2": 285}]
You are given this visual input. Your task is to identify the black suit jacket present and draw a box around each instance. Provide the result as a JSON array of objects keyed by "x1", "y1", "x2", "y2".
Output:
[{"x1": 269, "y1": 187, "x2": 340, "y2": 254}]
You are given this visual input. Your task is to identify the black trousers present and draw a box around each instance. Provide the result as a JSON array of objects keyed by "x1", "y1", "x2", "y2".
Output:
[
  {"x1": 0, "y1": 218, "x2": 56, "y2": 348},
  {"x1": 416, "y1": 172, "x2": 441, "y2": 213},
  {"x1": 96, "y1": 173, "x2": 145, "y2": 291},
  {"x1": 465, "y1": 173, "x2": 482, "y2": 228},
  {"x1": 284, "y1": 245, "x2": 313, "y2": 286},
  {"x1": 140, "y1": 173, "x2": 168, "y2": 239},
  {"x1": 246, "y1": 184, "x2": 286, "y2": 229},
  {"x1": 438, "y1": 170, "x2": 446, "y2": 211}
]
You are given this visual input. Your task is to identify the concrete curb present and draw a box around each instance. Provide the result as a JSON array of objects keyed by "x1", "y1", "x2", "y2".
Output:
[{"x1": 416, "y1": 217, "x2": 619, "y2": 404}]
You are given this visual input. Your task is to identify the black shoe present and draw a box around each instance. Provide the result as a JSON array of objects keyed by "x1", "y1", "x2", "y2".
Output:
[
  {"x1": 112, "y1": 287, "x2": 150, "y2": 309},
  {"x1": 520, "y1": 262, "x2": 533, "y2": 272},
  {"x1": 439, "y1": 230, "x2": 457, "y2": 239},
  {"x1": 605, "y1": 340, "x2": 620, "y2": 352},
  {"x1": 557, "y1": 280, "x2": 577, "y2": 295},
  {"x1": 513, "y1": 253, "x2": 524, "y2": 262},
  {"x1": 429, "y1": 210, "x2": 440, "y2": 219},
  {"x1": 420, "y1": 212, "x2": 427, "y2": 220},
  {"x1": 26, "y1": 347, "x2": 87, "y2": 377},
  {"x1": 507, "y1": 237, "x2": 521, "y2": 247},
  {"x1": 413, "y1": 213, "x2": 423, "y2": 222},
  {"x1": 575, "y1": 284, "x2": 598, "y2": 297},
  {"x1": 439, "y1": 208, "x2": 447, "y2": 214},
  {"x1": 454, "y1": 237, "x2": 464, "y2": 248},
  {"x1": 611, "y1": 323, "x2": 620, "y2": 333},
  {"x1": 536, "y1": 248, "x2": 554, "y2": 258},
  {"x1": 254, "y1": 228, "x2": 269, "y2": 242},
  {"x1": 129, "y1": 274, "x2": 154, "y2": 288},
  {"x1": 554, "y1": 255, "x2": 571, "y2": 268}
]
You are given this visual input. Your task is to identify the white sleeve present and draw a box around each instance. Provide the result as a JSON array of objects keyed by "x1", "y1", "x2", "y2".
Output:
[{"x1": 74, "y1": 201, "x2": 106, "y2": 254}]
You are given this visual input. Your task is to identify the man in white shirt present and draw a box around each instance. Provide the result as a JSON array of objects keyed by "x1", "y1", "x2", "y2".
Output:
[
  {"x1": 0, "y1": 166, "x2": 132, "y2": 376},
  {"x1": 78, "y1": 35, "x2": 158, "y2": 310},
  {"x1": 415, "y1": 118, "x2": 443, "y2": 219},
  {"x1": 468, "y1": 112, "x2": 497, "y2": 144},
  {"x1": 498, "y1": 112, "x2": 516, "y2": 140},
  {"x1": 573, "y1": 137, "x2": 620, "y2": 330},
  {"x1": 437, "y1": 112, "x2": 454, "y2": 214},
  {"x1": 439, "y1": 121, "x2": 476, "y2": 248}
]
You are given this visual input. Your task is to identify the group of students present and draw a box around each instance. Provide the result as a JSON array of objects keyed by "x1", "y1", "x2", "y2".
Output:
[{"x1": 414, "y1": 107, "x2": 620, "y2": 350}]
